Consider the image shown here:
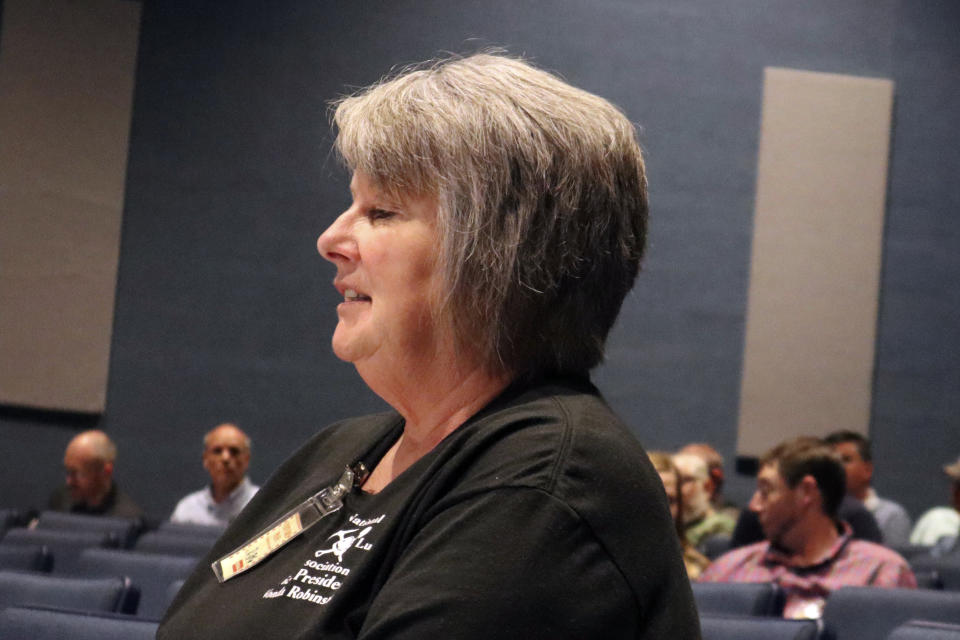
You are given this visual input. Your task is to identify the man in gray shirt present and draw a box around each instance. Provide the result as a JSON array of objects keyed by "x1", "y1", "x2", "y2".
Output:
[{"x1": 826, "y1": 430, "x2": 912, "y2": 547}]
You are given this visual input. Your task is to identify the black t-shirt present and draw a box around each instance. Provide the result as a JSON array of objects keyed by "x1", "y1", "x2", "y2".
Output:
[{"x1": 159, "y1": 377, "x2": 699, "y2": 639}]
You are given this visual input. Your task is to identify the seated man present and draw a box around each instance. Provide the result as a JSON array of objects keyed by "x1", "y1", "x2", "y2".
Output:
[
  {"x1": 825, "y1": 430, "x2": 912, "y2": 546},
  {"x1": 673, "y1": 452, "x2": 736, "y2": 549},
  {"x1": 48, "y1": 429, "x2": 143, "y2": 518},
  {"x1": 700, "y1": 437, "x2": 915, "y2": 619},
  {"x1": 679, "y1": 442, "x2": 740, "y2": 521},
  {"x1": 170, "y1": 423, "x2": 259, "y2": 526},
  {"x1": 910, "y1": 455, "x2": 960, "y2": 549}
]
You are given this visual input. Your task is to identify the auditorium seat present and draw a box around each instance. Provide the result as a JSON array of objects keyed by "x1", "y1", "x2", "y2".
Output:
[
  {"x1": 0, "y1": 606, "x2": 158, "y2": 640},
  {"x1": 0, "y1": 570, "x2": 138, "y2": 614},
  {"x1": 0, "y1": 544, "x2": 52, "y2": 572},
  {"x1": 701, "y1": 534, "x2": 733, "y2": 560},
  {"x1": 691, "y1": 581, "x2": 785, "y2": 616},
  {"x1": 1, "y1": 528, "x2": 119, "y2": 572},
  {"x1": 157, "y1": 520, "x2": 226, "y2": 538},
  {"x1": 820, "y1": 586, "x2": 960, "y2": 640},
  {"x1": 887, "y1": 620, "x2": 960, "y2": 640},
  {"x1": 0, "y1": 509, "x2": 27, "y2": 538},
  {"x1": 69, "y1": 548, "x2": 199, "y2": 619},
  {"x1": 134, "y1": 530, "x2": 217, "y2": 557},
  {"x1": 34, "y1": 511, "x2": 143, "y2": 549},
  {"x1": 164, "y1": 578, "x2": 186, "y2": 612},
  {"x1": 911, "y1": 554, "x2": 960, "y2": 591},
  {"x1": 699, "y1": 613, "x2": 818, "y2": 640},
  {"x1": 893, "y1": 544, "x2": 939, "y2": 561}
]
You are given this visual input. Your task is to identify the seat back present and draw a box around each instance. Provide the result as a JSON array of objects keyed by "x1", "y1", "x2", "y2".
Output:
[
  {"x1": 893, "y1": 544, "x2": 940, "y2": 561},
  {"x1": 0, "y1": 509, "x2": 26, "y2": 538},
  {"x1": 71, "y1": 548, "x2": 199, "y2": 619},
  {"x1": 692, "y1": 581, "x2": 785, "y2": 616},
  {"x1": 821, "y1": 586, "x2": 960, "y2": 640},
  {"x1": 699, "y1": 613, "x2": 818, "y2": 640},
  {"x1": 0, "y1": 606, "x2": 158, "y2": 640},
  {"x1": 1, "y1": 528, "x2": 118, "y2": 572},
  {"x1": 911, "y1": 554, "x2": 960, "y2": 591},
  {"x1": 157, "y1": 520, "x2": 226, "y2": 539},
  {"x1": 164, "y1": 578, "x2": 186, "y2": 613},
  {"x1": 701, "y1": 534, "x2": 733, "y2": 560},
  {"x1": 0, "y1": 570, "x2": 138, "y2": 613},
  {"x1": 134, "y1": 530, "x2": 217, "y2": 557},
  {"x1": 35, "y1": 511, "x2": 142, "y2": 549},
  {"x1": 0, "y1": 544, "x2": 52, "y2": 572},
  {"x1": 887, "y1": 620, "x2": 960, "y2": 640}
]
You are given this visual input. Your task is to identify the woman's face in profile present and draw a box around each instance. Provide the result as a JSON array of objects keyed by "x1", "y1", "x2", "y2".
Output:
[{"x1": 317, "y1": 170, "x2": 444, "y2": 375}]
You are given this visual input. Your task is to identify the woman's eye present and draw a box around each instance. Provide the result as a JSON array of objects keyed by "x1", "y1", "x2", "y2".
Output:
[{"x1": 367, "y1": 208, "x2": 396, "y2": 222}]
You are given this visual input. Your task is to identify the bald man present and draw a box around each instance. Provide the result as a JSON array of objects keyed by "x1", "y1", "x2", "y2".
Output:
[
  {"x1": 48, "y1": 430, "x2": 144, "y2": 518},
  {"x1": 170, "y1": 423, "x2": 259, "y2": 526}
]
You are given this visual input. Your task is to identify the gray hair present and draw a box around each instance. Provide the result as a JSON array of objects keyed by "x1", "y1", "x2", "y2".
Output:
[{"x1": 332, "y1": 53, "x2": 648, "y2": 377}]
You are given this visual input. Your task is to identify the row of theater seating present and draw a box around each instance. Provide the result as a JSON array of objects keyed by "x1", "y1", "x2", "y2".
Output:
[
  {"x1": 3, "y1": 509, "x2": 960, "y2": 638},
  {"x1": 692, "y1": 581, "x2": 960, "y2": 639},
  {"x1": 0, "y1": 509, "x2": 223, "y2": 626},
  {"x1": 699, "y1": 614, "x2": 960, "y2": 640}
]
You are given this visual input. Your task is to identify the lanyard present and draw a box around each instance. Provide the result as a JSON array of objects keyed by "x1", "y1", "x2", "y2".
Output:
[{"x1": 211, "y1": 464, "x2": 365, "y2": 583}]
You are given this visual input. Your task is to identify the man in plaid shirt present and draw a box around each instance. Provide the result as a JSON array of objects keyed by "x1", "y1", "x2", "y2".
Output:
[{"x1": 699, "y1": 437, "x2": 916, "y2": 619}]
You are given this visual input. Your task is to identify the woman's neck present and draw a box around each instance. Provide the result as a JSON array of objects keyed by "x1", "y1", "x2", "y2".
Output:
[{"x1": 359, "y1": 359, "x2": 512, "y2": 493}]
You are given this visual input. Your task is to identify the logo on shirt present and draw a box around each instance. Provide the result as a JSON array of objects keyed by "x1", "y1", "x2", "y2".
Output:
[
  {"x1": 261, "y1": 512, "x2": 386, "y2": 607},
  {"x1": 315, "y1": 526, "x2": 373, "y2": 562}
]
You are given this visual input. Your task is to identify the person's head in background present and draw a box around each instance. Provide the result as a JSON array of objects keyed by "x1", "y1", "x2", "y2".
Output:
[
  {"x1": 679, "y1": 442, "x2": 725, "y2": 507},
  {"x1": 673, "y1": 452, "x2": 714, "y2": 525},
  {"x1": 944, "y1": 456, "x2": 960, "y2": 513},
  {"x1": 749, "y1": 436, "x2": 846, "y2": 553},
  {"x1": 63, "y1": 430, "x2": 117, "y2": 508},
  {"x1": 648, "y1": 451, "x2": 683, "y2": 528},
  {"x1": 203, "y1": 423, "x2": 252, "y2": 503},
  {"x1": 824, "y1": 430, "x2": 873, "y2": 502}
]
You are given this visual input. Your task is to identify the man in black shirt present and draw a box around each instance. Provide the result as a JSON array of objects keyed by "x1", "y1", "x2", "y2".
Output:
[{"x1": 47, "y1": 429, "x2": 143, "y2": 519}]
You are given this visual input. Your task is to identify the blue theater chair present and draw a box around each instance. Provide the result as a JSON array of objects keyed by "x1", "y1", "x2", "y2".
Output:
[
  {"x1": 692, "y1": 581, "x2": 785, "y2": 616},
  {"x1": 0, "y1": 544, "x2": 52, "y2": 572},
  {"x1": 821, "y1": 586, "x2": 960, "y2": 640},
  {"x1": 699, "y1": 613, "x2": 818, "y2": 640},
  {"x1": 0, "y1": 570, "x2": 138, "y2": 613},
  {"x1": 887, "y1": 620, "x2": 960, "y2": 640},
  {"x1": 0, "y1": 606, "x2": 158, "y2": 640},
  {"x1": 70, "y1": 548, "x2": 199, "y2": 619},
  {"x1": 911, "y1": 554, "x2": 960, "y2": 591},
  {"x1": 1, "y1": 528, "x2": 118, "y2": 572},
  {"x1": 34, "y1": 511, "x2": 143, "y2": 549},
  {"x1": 134, "y1": 530, "x2": 217, "y2": 557}
]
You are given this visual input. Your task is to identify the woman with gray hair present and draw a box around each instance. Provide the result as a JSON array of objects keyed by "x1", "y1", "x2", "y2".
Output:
[{"x1": 160, "y1": 53, "x2": 698, "y2": 639}]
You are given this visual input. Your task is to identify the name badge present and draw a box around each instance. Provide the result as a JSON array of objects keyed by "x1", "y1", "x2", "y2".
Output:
[{"x1": 212, "y1": 466, "x2": 356, "y2": 583}]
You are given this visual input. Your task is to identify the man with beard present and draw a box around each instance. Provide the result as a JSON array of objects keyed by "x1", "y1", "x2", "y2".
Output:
[{"x1": 700, "y1": 437, "x2": 915, "y2": 619}]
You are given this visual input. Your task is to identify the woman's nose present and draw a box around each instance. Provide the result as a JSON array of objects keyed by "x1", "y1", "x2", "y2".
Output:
[{"x1": 317, "y1": 210, "x2": 356, "y2": 264}]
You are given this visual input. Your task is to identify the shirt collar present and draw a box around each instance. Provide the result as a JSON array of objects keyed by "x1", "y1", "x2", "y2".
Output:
[
  {"x1": 207, "y1": 476, "x2": 251, "y2": 504},
  {"x1": 863, "y1": 488, "x2": 879, "y2": 510},
  {"x1": 762, "y1": 521, "x2": 853, "y2": 569}
]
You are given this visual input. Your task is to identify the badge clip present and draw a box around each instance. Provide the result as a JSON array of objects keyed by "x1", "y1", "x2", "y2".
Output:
[{"x1": 212, "y1": 466, "x2": 355, "y2": 583}]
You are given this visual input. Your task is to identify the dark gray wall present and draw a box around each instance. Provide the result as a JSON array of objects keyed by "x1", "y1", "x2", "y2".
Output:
[{"x1": 2, "y1": 0, "x2": 957, "y2": 523}]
